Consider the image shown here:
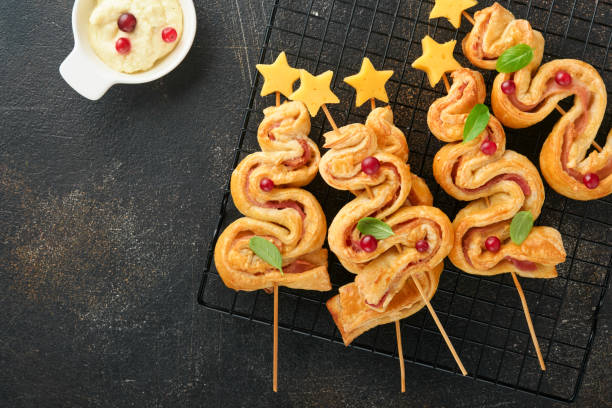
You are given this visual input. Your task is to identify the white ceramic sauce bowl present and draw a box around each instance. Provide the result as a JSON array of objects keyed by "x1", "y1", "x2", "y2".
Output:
[{"x1": 60, "y1": 0, "x2": 197, "y2": 100}]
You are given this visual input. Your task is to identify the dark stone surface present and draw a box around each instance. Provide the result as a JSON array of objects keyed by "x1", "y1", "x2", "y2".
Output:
[{"x1": 0, "y1": 0, "x2": 610, "y2": 407}]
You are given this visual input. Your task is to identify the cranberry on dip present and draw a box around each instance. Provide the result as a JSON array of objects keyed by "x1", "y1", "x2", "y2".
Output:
[{"x1": 88, "y1": 0, "x2": 183, "y2": 73}]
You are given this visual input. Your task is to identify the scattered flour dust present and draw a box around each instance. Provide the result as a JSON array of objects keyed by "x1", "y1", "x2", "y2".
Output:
[{"x1": 1, "y1": 167, "x2": 166, "y2": 329}]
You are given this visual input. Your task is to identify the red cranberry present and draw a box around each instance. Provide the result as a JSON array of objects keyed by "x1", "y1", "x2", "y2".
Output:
[
  {"x1": 117, "y1": 13, "x2": 137, "y2": 33},
  {"x1": 501, "y1": 80, "x2": 516, "y2": 95},
  {"x1": 115, "y1": 37, "x2": 131, "y2": 55},
  {"x1": 260, "y1": 178, "x2": 275, "y2": 192},
  {"x1": 415, "y1": 239, "x2": 429, "y2": 253},
  {"x1": 361, "y1": 156, "x2": 380, "y2": 175},
  {"x1": 162, "y1": 27, "x2": 178, "y2": 43},
  {"x1": 555, "y1": 70, "x2": 572, "y2": 87},
  {"x1": 485, "y1": 236, "x2": 501, "y2": 253},
  {"x1": 360, "y1": 235, "x2": 378, "y2": 252},
  {"x1": 480, "y1": 140, "x2": 497, "y2": 155},
  {"x1": 582, "y1": 173, "x2": 599, "y2": 189}
]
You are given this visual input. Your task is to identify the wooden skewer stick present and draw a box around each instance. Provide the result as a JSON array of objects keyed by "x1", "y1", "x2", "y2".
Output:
[
  {"x1": 371, "y1": 94, "x2": 407, "y2": 393},
  {"x1": 510, "y1": 272, "x2": 546, "y2": 371},
  {"x1": 462, "y1": 10, "x2": 475, "y2": 25},
  {"x1": 271, "y1": 93, "x2": 282, "y2": 393},
  {"x1": 592, "y1": 141, "x2": 603, "y2": 153},
  {"x1": 481, "y1": 190, "x2": 545, "y2": 370},
  {"x1": 442, "y1": 74, "x2": 451, "y2": 93},
  {"x1": 322, "y1": 104, "x2": 340, "y2": 134},
  {"x1": 395, "y1": 320, "x2": 406, "y2": 393},
  {"x1": 413, "y1": 276, "x2": 468, "y2": 375},
  {"x1": 273, "y1": 283, "x2": 279, "y2": 391},
  {"x1": 461, "y1": 14, "x2": 603, "y2": 153}
]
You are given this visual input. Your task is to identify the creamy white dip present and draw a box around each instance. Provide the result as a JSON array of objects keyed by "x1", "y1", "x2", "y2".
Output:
[{"x1": 88, "y1": 0, "x2": 183, "y2": 73}]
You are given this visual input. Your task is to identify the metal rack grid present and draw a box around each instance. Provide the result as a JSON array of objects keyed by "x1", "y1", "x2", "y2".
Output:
[{"x1": 198, "y1": 0, "x2": 612, "y2": 402}]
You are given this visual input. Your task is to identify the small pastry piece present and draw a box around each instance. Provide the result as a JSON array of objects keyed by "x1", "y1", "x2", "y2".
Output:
[
  {"x1": 214, "y1": 101, "x2": 330, "y2": 291},
  {"x1": 427, "y1": 68, "x2": 566, "y2": 278},
  {"x1": 463, "y1": 2, "x2": 611, "y2": 200},
  {"x1": 411, "y1": 36, "x2": 462, "y2": 88},
  {"x1": 256, "y1": 52, "x2": 300, "y2": 98},
  {"x1": 319, "y1": 106, "x2": 453, "y2": 342},
  {"x1": 328, "y1": 264, "x2": 443, "y2": 345},
  {"x1": 343, "y1": 57, "x2": 394, "y2": 107},
  {"x1": 289, "y1": 70, "x2": 340, "y2": 116},
  {"x1": 429, "y1": 0, "x2": 478, "y2": 29},
  {"x1": 462, "y1": 3, "x2": 544, "y2": 72}
]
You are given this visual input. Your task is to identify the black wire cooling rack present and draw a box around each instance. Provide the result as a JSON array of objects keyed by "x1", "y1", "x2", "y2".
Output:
[{"x1": 198, "y1": 0, "x2": 612, "y2": 402}]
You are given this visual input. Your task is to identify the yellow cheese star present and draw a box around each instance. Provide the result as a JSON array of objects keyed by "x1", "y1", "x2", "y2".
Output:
[
  {"x1": 343, "y1": 57, "x2": 394, "y2": 107},
  {"x1": 256, "y1": 52, "x2": 301, "y2": 98},
  {"x1": 429, "y1": 0, "x2": 477, "y2": 29},
  {"x1": 289, "y1": 70, "x2": 340, "y2": 117},
  {"x1": 411, "y1": 36, "x2": 462, "y2": 88}
]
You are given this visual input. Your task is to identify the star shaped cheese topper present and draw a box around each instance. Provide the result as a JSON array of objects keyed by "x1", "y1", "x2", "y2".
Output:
[
  {"x1": 429, "y1": 0, "x2": 477, "y2": 29},
  {"x1": 343, "y1": 57, "x2": 394, "y2": 108},
  {"x1": 289, "y1": 69, "x2": 339, "y2": 117},
  {"x1": 256, "y1": 52, "x2": 301, "y2": 98},
  {"x1": 411, "y1": 35, "x2": 462, "y2": 88}
]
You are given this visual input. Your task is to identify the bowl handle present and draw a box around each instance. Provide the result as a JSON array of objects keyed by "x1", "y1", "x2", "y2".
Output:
[{"x1": 60, "y1": 46, "x2": 114, "y2": 100}]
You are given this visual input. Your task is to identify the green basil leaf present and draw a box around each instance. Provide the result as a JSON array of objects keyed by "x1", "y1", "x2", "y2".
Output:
[
  {"x1": 463, "y1": 103, "x2": 490, "y2": 143},
  {"x1": 510, "y1": 211, "x2": 534, "y2": 245},
  {"x1": 249, "y1": 236, "x2": 283, "y2": 274},
  {"x1": 357, "y1": 217, "x2": 395, "y2": 240},
  {"x1": 496, "y1": 44, "x2": 534, "y2": 73}
]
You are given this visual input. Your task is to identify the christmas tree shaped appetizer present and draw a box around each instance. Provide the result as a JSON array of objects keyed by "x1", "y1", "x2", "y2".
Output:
[
  {"x1": 214, "y1": 52, "x2": 331, "y2": 391},
  {"x1": 317, "y1": 58, "x2": 466, "y2": 391},
  {"x1": 412, "y1": 36, "x2": 566, "y2": 370}
]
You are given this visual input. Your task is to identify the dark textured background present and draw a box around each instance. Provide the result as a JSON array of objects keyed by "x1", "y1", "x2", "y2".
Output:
[{"x1": 1, "y1": 0, "x2": 610, "y2": 407}]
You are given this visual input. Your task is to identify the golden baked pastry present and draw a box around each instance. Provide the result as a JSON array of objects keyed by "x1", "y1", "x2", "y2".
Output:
[
  {"x1": 428, "y1": 68, "x2": 566, "y2": 278},
  {"x1": 320, "y1": 107, "x2": 454, "y2": 345},
  {"x1": 214, "y1": 101, "x2": 330, "y2": 291},
  {"x1": 463, "y1": 2, "x2": 611, "y2": 200},
  {"x1": 328, "y1": 264, "x2": 443, "y2": 346}
]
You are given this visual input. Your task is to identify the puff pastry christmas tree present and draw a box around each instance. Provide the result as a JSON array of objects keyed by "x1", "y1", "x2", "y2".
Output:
[
  {"x1": 462, "y1": 2, "x2": 611, "y2": 200},
  {"x1": 413, "y1": 33, "x2": 567, "y2": 370},
  {"x1": 215, "y1": 52, "x2": 331, "y2": 391},
  {"x1": 321, "y1": 59, "x2": 467, "y2": 391}
]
